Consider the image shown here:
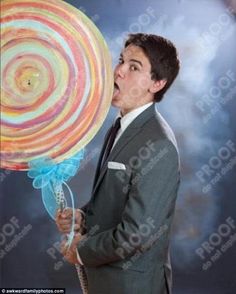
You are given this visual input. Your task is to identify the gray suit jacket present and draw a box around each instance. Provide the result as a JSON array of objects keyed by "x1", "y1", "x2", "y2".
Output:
[{"x1": 78, "y1": 104, "x2": 180, "y2": 294}]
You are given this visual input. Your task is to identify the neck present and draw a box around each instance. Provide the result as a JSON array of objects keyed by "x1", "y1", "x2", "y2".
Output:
[{"x1": 120, "y1": 101, "x2": 153, "y2": 116}]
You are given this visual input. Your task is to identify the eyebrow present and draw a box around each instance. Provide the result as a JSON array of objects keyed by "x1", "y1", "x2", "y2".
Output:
[
  {"x1": 130, "y1": 59, "x2": 143, "y2": 67},
  {"x1": 120, "y1": 53, "x2": 143, "y2": 67}
]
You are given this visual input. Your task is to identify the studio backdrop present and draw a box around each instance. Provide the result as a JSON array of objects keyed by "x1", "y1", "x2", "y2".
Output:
[{"x1": 0, "y1": 0, "x2": 236, "y2": 294}]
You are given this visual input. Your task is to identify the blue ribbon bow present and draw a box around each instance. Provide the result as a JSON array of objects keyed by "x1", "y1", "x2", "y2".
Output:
[{"x1": 27, "y1": 150, "x2": 85, "y2": 245}]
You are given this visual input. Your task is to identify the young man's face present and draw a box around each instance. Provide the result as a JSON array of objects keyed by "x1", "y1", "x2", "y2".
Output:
[{"x1": 112, "y1": 44, "x2": 164, "y2": 115}]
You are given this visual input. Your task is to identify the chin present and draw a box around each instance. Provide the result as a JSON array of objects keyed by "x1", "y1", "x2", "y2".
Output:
[{"x1": 111, "y1": 98, "x2": 120, "y2": 108}]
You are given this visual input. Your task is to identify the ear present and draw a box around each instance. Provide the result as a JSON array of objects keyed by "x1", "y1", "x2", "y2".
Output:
[{"x1": 149, "y1": 79, "x2": 167, "y2": 94}]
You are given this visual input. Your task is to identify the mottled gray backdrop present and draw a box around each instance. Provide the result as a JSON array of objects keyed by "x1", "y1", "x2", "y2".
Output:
[{"x1": 1, "y1": 0, "x2": 236, "y2": 293}]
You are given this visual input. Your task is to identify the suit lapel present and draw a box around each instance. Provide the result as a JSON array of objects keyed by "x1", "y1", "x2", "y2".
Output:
[
  {"x1": 92, "y1": 104, "x2": 155, "y2": 196},
  {"x1": 92, "y1": 127, "x2": 141, "y2": 195}
]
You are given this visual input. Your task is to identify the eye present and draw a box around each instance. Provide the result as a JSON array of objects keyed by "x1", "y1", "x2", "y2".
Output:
[
  {"x1": 118, "y1": 57, "x2": 124, "y2": 64},
  {"x1": 130, "y1": 64, "x2": 138, "y2": 71}
]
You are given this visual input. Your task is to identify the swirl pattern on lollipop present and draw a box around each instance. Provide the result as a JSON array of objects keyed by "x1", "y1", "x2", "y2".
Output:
[{"x1": 1, "y1": 0, "x2": 113, "y2": 170}]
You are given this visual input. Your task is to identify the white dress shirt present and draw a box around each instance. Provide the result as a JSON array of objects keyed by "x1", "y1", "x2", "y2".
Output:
[{"x1": 113, "y1": 102, "x2": 153, "y2": 148}]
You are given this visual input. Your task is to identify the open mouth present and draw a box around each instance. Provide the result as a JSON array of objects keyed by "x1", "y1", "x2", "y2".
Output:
[
  {"x1": 114, "y1": 82, "x2": 119, "y2": 90},
  {"x1": 113, "y1": 82, "x2": 120, "y2": 97}
]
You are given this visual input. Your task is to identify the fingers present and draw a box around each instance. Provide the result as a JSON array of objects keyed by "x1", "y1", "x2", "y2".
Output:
[
  {"x1": 61, "y1": 207, "x2": 73, "y2": 218},
  {"x1": 55, "y1": 208, "x2": 84, "y2": 234},
  {"x1": 60, "y1": 233, "x2": 82, "y2": 264},
  {"x1": 55, "y1": 208, "x2": 73, "y2": 234},
  {"x1": 74, "y1": 232, "x2": 82, "y2": 243},
  {"x1": 56, "y1": 220, "x2": 72, "y2": 234},
  {"x1": 75, "y1": 209, "x2": 83, "y2": 223},
  {"x1": 74, "y1": 223, "x2": 81, "y2": 231}
]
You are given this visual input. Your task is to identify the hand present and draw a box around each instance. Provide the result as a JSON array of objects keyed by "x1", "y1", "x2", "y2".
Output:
[
  {"x1": 60, "y1": 233, "x2": 85, "y2": 264},
  {"x1": 55, "y1": 208, "x2": 84, "y2": 234}
]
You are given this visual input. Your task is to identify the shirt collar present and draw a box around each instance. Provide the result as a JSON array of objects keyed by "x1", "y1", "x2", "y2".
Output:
[{"x1": 117, "y1": 102, "x2": 154, "y2": 133}]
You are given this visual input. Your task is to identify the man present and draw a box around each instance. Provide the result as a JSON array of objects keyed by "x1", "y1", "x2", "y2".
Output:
[{"x1": 56, "y1": 33, "x2": 180, "y2": 294}]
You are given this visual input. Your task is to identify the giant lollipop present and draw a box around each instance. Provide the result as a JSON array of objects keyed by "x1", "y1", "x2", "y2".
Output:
[
  {"x1": 1, "y1": 0, "x2": 113, "y2": 170},
  {"x1": 1, "y1": 1, "x2": 113, "y2": 292}
]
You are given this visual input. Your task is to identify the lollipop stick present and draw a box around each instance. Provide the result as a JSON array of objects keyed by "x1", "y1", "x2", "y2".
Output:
[{"x1": 53, "y1": 182, "x2": 88, "y2": 294}]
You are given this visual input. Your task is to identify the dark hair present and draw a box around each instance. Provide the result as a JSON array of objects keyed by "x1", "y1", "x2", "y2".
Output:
[{"x1": 125, "y1": 33, "x2": 180, "y2": 102}]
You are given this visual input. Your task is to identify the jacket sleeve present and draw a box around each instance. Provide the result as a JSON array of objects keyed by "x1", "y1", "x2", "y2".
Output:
[{"x1": 77, "y1": 139, "x2": 180, "y2": 267}]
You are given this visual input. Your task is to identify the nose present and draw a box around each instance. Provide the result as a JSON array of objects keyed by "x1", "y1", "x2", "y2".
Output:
[{"x1": 114, "y1": 63, "x2": 126, "y2": 79}]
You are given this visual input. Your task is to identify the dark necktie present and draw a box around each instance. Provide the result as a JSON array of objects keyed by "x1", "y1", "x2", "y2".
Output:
[
  {"x1": 101, "y1": 117, "x2": 121, "y2": 166},
  {"x1": 93, "y1": 117, "x2": 121, "y2": 188}
]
